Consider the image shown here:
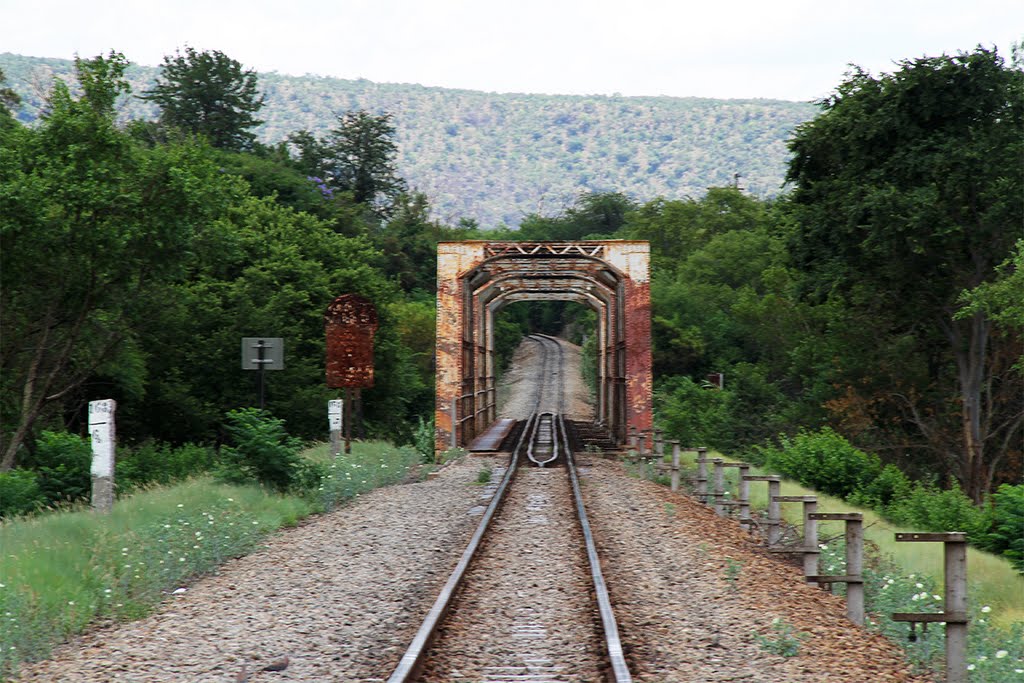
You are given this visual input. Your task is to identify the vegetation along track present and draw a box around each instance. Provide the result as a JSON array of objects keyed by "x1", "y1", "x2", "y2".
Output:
[{"x1": 387, "y1": 334, "x2": 631, "y2": 682}]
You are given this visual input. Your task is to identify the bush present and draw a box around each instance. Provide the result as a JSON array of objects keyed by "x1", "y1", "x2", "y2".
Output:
[
  {"x1": 216, "y1": 408, "x2": 303, "y2": 492},
  {"x1": 848, "y1": 463, "x2": 912, "y2": 510},
  {"x1": 977, "y1": 484, "x2": 1024, "y2": 571},
  {"x1": 116, "y1": 441, "x2": 215, "y2": 491},
  {"x1": 657, "y1": 376, "x2": 734, "y2": 450},
  {"x1": 884, "y1": 481, "x2": 989, "y2": 538},
  {"x1": 24, "y1": 431, "x2": 92, "y2": 506},
  {"x1": 756, "y1": 427, "x2": 882, "y2": 499},
  {"x1": 0, "y1": 469, "x2": 44, "y2": 517}
]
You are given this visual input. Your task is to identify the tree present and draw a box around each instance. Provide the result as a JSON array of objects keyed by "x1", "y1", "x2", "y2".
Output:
[
  {"x1": 0, "y1": 52, "x2": 231, "y2": 469},
  {"x1": 785, "y1": 47, "x2": 1023, "y2": 500},
  {"x1": 141, "y1": 47, "x2": 265, "y2": 150},
  {"x1": 293, "y1": 111, "x2": 407, "y2": 219},
  {"x1": 517, "y1": 191, "x2": 637, "y2": 241},
  {"x1": 0, "y1": 66, "x2": 20, "y2": 126}
]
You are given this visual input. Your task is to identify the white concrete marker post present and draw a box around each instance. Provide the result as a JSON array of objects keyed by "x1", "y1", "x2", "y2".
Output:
[
  {"x1": 328, "y1": 399, "x2": 343, "y2": 457},
  {"x1": 89, "y1": 399, "x2": 117, "y2": 513}
]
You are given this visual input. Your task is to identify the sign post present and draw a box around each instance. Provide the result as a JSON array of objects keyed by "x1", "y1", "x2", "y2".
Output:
[
  {"x1": 241, "y1": 337, "x2": 285, "y2": 409},
  {"x1": 89, "y1": 399, "x2": 116, "y2": 513},
  {"x1": 328, "y1": 399, "x2": 343, "y2": 457},
  {"x1": 324, "y1": 294, "x2": 378, "y2": 454}
]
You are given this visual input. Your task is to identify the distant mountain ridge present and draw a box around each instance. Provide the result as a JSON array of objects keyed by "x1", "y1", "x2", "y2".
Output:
[{"x1": 1, "y1": 53, "x2": 817, "y2": 227}]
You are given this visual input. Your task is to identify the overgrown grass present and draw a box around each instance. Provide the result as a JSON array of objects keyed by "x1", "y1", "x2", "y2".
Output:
[{"x1": 0, "y1": 440, "x2": 426, "y2": 680}]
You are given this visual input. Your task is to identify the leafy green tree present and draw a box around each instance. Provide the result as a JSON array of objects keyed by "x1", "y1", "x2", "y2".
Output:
[
  {"x1": 785, "y1": 47, "x2": 1023, "y2": 500},
  {"x1": 624, "y1": 188, "x2": 768, "y2": 277},
  {"x1": 0, "y1": 66, "x2": 20, "y2": 126},
  {"x1": 517, "y1": 191, "x2": 636, "y2": 241},
  {"x1": 141, "y1": 46, "x2": 265, "y2": 150},
  {"x1": 0, "y1": 52, "x2": 230, "y2": 469},
  {"x1": 297, "y1": 111, "x2": 407, "y2": 218}
]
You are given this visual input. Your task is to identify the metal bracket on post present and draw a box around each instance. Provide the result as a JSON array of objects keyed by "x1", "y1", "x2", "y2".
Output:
[
  {"x1": 892, "y1": 532, "x2": 968, "y2": 683},
  {"x1": 806, "y1": 512, "x2": 864, "y2": 625}
]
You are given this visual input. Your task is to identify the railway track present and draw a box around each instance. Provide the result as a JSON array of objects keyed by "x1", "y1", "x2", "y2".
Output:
[{"x1": 386, "y1": 334, "x2": 631, "y2": 682}]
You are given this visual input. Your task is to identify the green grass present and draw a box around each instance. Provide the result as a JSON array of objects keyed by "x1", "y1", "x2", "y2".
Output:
[
  {"x1": 661, "y1": 448, "x2": 1024, "y2": 681},
  {"x1": 0, "y1": 440, "x2": 425, "y2": 680},
  {"x1": 670, "y1": 449, "x2": 1024, "y2": 627}
]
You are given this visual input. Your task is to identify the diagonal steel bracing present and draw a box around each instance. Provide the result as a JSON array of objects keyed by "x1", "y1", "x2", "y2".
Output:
[{"x1": 435, "y1": 241, "x2": 651, "y2": 456}]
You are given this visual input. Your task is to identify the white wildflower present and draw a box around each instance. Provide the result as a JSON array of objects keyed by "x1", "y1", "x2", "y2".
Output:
[{"x1": 996, "y1": 651, "x2": 1008, "y2": 659}]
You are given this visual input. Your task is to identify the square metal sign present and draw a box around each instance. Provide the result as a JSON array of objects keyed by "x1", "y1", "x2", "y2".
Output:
[{"x1": 241, "y1": 337, "x2": 285, "y2": 370}]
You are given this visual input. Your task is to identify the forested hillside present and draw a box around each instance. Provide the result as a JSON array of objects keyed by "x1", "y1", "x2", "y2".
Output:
[{"x1": 0, "y1": 52, "x2": 814, "y2": 227}]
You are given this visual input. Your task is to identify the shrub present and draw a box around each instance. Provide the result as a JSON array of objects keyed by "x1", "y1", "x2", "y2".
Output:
[
  {"x1": 413, "y1": 416, "x2": 435, "y2": 462},
  {"x1": 216, "y1": 408, "x2": 303, "y2": 492},
  {"x1": 848, "y1": 463, "x2": 912, "y2": 510},
  {"x1": 757, "y1": 427, "x2": 882, "y2": 499},
  {"x1": 24, "y1": 431, "x2": 92, "y2": 506},
  {"x1": 656, "y1": 376, "x2": 734, "y2": 450},
  {"x1": 0, "y1": 469, "x2": 44, "y2": 517},
  {"x1": 884, "y1": 481, "x2": 989, "y2": 538},
  {"x1": 116, "y1": 441, "x2": 215, "y2": 491},
  {"x1": 977, "y1": 484, "x2": 1024, "y2": 571}
]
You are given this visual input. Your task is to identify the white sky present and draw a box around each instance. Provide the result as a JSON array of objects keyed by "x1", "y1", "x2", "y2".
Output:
[{"x1": 2, "y1": 0, "x2": 1020, "y2": 101}]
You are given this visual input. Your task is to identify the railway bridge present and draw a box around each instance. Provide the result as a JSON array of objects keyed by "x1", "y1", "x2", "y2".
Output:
[{"x1": 434, "y1": 240, "x2": 652, "y2": 454}]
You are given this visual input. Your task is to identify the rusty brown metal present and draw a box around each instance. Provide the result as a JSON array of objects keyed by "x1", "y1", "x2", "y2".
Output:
[
  {"x1": 324, "y1": 294, "x2": 378, "y2": 388},
  {"x1": 435, "y1": 241, "x2": 652, "y2": 457}
]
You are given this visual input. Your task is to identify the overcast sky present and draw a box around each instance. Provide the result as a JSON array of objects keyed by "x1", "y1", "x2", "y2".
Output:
[{"x1": 2, "y1": 0, "x2": 1020, "y2": 101}]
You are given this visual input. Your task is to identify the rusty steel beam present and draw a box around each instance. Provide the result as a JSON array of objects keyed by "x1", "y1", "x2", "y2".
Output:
[{"x1": 435, "y1": 241, "x2": 651, "y2": 457}]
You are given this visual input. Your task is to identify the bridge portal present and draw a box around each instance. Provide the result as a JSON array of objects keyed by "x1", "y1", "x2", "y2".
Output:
[{"x1": 435, "y1": 241, "x2": 652, "y2": 455}]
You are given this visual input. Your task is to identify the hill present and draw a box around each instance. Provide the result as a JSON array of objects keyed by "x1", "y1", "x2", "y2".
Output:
[{"x1": 0, "y1": 52, "x2": 817, "y2": 227}]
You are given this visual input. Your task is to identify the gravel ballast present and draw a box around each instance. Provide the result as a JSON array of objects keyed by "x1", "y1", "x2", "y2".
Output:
[
  {"x1": 577, "y1": 456, "x2": 931, "y2": 683},
  {"x1": 13, "y1": 457, "x2": 499, "y2": 683},
  {"x1": 15, "y1": 336, "x2": 932, "y2": 683}
]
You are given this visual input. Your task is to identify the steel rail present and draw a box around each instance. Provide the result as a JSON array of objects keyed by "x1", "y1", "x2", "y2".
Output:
[
  {"x1": 387, "y1": 334, "x2": 634, "y2": 681},
  {"x1": 561, "y1": 413, "x2": 633, "y2": 682},
  {"x1": 385, "y1": 412, "x2": 536, "y2": 683}
]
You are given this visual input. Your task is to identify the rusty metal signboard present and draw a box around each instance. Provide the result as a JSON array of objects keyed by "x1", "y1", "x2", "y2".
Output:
[{"x1": 325, "y1": 294, "x2": 378, "y2": 388}]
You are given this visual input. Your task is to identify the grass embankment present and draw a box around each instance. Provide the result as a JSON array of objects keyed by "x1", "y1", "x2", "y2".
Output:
[
  {"x1": 0, "y1": 440, "x2": 424, "y2": 680},
  {"x1": 644, "y1": 449, "x2": 1023, "y2": 680},
  {"x1": 664, "y1": 449, "x2": 1022, "y2": 625}
]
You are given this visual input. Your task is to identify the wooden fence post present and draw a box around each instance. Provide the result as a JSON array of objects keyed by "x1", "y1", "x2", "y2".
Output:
[
  {"x1": 670, "y1": 441, "x2": 681, "y2": 492},
  {"x1": 742, "y1": 475, "x2": 781, "y2": 540},
  {"x1": 768, "y1": 496, "x2": 820, "y2": 581},
  {"x1": 737, "y1": 463, "x2": 751, "y2": 529},
  {"x1": 807, "y1": 512, "x2": 864, "y2": 625},
  {"x1": 695, "y1": 447, "x2": 710, "y2": 503},
  {"x1": 893, "y1": 533, "x2": 969, "y2": 683}
]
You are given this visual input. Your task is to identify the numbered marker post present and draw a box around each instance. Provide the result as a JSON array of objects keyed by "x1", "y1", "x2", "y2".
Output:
[
  {"x1": 89, "y1": 399, "x2": 117, "y2": 513},
  {"x1": 328, "y1": 399, "x2": 343, "y2": 457}
]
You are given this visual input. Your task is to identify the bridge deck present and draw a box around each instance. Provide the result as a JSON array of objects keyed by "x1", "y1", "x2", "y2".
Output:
[{"x1": 468, "y1": 418, "x2": 517, "y2": 452}]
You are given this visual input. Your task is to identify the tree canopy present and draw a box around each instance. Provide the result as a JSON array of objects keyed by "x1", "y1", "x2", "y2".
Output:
[
  {"x1": 785, "y1": 47, "x2": 1023, "y2": 500},
  {"x1": 141, "y1": 46, "x2": 265, "y2": 150}
]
